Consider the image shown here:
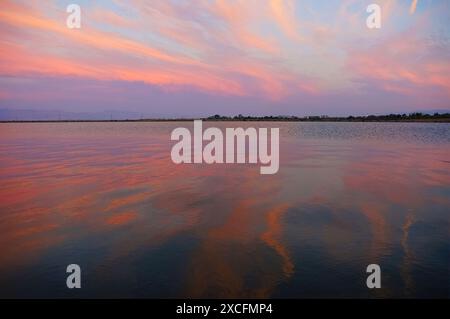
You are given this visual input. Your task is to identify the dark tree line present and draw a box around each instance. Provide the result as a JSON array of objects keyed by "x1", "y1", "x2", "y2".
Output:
[{"x1": 206, "y1": 112, "x2": 450, "y2": 122}]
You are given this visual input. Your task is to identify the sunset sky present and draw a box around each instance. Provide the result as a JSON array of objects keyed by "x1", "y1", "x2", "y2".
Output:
[{"x1": 0, "y1": 0, "x2": 449, "y2": 118}]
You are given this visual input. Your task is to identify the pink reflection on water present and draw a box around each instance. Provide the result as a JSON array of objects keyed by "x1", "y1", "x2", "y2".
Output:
[{"x1": 0, "y1": 123, "x2": 448, "y2": 297}]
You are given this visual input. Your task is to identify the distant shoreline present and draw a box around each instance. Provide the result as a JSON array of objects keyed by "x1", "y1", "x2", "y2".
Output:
[
  {"x1": 1, "y1": 119, "x2": 449, "y2": 123},
  {"x1": 1, "y1": 112, "x2": 449, "y2": 123}
]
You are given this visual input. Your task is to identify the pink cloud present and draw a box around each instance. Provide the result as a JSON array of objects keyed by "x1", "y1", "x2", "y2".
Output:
[{"x1": 0, "y1": 0, "x2": 448, "y2": 114}]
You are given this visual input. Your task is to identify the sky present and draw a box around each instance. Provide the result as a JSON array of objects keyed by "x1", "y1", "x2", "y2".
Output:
[{"x1": 0, "y1": 0, "x2": 449, "y2": 118}]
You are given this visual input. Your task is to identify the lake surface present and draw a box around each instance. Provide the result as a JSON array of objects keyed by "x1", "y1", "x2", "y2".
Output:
[{"x1": 0, "y1": 122, "x2": 448, "y2": 298}]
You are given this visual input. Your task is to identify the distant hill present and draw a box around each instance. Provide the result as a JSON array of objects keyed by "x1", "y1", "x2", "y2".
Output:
[{"x1": 0, "y1": 108, "x2": 150, "y2": 121}]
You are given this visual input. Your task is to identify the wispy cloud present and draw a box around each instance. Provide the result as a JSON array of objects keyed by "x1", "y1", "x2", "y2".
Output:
[
  {"x1": 410, "y1": 0, "x2": 418, "y2": 14},
  {"x1": 0, "y1": 0, "x2": 448, "y2": 115}
]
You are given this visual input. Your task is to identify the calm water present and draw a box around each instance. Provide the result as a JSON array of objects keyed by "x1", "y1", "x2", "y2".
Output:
[{"x1": 0, "y1": 122, "x2": 448, "y2": 298}]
